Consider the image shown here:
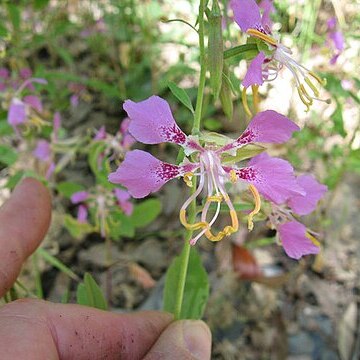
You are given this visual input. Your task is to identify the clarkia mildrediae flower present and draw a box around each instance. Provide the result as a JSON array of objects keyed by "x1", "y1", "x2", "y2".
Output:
[
  {"x1": 268, "y1": 174, "x2": 327, "y2": 259},
  {"x1": 230, "y1": 0, "x2": 330, "y2": 111},
  {"x1": 109, "y1": 95, "x2": 303, "y2": 247}
]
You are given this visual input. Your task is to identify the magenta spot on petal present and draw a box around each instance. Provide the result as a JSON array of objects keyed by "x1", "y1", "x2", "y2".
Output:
[
  {"x1": 159, "y1": 124, "x2": 186, "y2": 145},
  {"x1": 236, "y1": 129, "x2": 256, "y2": 145},
  {"x1": 156, "y1": 163, "x2": 180, "y2": 182},
  {"x1": 236, "y1": 167, "x2": 257, "y2": 181}
]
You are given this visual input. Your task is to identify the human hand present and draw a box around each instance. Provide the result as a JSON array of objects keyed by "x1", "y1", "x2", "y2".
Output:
[{"x1": 0, "y1": 178, "x2": 212, "y2": 359}]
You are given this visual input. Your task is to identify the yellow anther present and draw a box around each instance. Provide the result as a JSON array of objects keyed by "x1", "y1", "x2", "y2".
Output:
[
  {"x1": 183, "y1": 172, "x2": 194, "y2": 187},
  {"x1": 179, "y1": 209, "x2": 207, "y2": 231},
  {"x1": 304, "y1": 77, "x2": 320, "y2": 97},
  {"x1": 246, "y1": 29, "x2": 278, "y2": 46},
  {"x1": 251, "y1": 85, "x2": 260, "y2": 113},
  {"x1": 247, "y1": 185, "x2": 261, "y2": 231},
  {"x1": 309, "y1": 71, "x2": 325, "y2": 85},
  {"x1": 297, "y1": 86, "x2": 311, "y2": 112},
  {"x1": 207, "y1": 194, "x2": 223, "y2": 202},
  {"x1": 306, "y1": 232, "x2": 321, "y2": 247},
  {"x1": 204, "y1": 209, "x2": 238, "y2": 242},
  {"x1": 242, "y1": 87, "x2": 253, "y2": 117},
  {"x1": 230, "y1": 170, "x2": 237, "y2": 184}
]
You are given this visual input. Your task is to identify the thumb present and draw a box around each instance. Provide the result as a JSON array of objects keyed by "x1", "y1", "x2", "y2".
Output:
[{"x1": 143, "y1": 320, "x2": 212, "y2": 360}]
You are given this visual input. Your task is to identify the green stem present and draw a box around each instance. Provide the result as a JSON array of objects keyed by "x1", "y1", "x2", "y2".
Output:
[{"x1": 174, "y1": 0, "x2": 207, "y2": 320}]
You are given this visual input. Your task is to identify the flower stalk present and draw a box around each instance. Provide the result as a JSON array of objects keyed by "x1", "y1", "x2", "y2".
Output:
[{"x1": 174, "y1": 0, "x2": 207, "y2": 320}]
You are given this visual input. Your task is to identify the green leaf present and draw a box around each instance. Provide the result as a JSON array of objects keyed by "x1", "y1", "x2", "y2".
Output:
[
  {"x1": 168, "y1": 82, "x2": 194, "y2": 114},
  {"x1": 163, "y1": 247, "x2": 209, "y2": 319},
  {"x1": 76, "y1": 273, "x2": 107, "y2": 310},
  {"x1": 0, "y1": 144, "x2": 18, "y2": 166},
  {"x1": 331, "y1": 101, "x2": 346, "y2": 137},
  {"x1": 64, "y1": 214, "x2": 94, "y2": 239},
  {"x1": 108, "y1": 208, "x2": 135, "y2": 239},
  {"x1": 33, "y1": 0, "x2": 50, "y2": 10},
  {"x1": 0, "y1": 24, "x2": 8, "y2": 37},
  {"x1": 0, "y1": 120, "x2": 13, "y2": 136},
  {"x1": 88, "y1": 142, "x2": 112, "y2": 188},
  {"x1": 222, "y1": 144, "x2": 266, "y2": 164},
  {"x1": 37, "y1": 248, "x2": 80, "y2": 281},
  {"x1": 223, "y1": 43, "x2": 258, "y2": 60},
  {"x1": 57, "y1": 181, "x2": 85, "y2": 198},
  {"x1": 7, "y1": 4, "x2": 21, "y2": 31},
  {"x1": 130, "y1": 199, "x2": 162, "y2": 228}
]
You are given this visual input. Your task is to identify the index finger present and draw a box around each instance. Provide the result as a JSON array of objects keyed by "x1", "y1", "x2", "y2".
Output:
[{"x1": 0, "y1": 178, "x2": 51, "y2": 297}]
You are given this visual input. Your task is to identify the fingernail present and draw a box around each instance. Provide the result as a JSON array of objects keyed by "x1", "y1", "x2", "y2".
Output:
[{"x1": 183, "y1": 320, "x2": 212, "y2": 359}]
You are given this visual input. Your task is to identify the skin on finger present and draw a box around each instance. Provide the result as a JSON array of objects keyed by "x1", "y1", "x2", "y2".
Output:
[
  {"x1": 0, "y1": 178, "x2": 51, "y2": 297},
  {"x1": 144, "y1": 320, "x2": 212, "y2": 360},
  {"x1": 0, "y1": 299, "x2": 173, "y2": 360}
]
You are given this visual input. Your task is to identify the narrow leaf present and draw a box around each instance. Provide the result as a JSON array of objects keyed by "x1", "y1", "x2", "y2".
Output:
[
  {"x1": 168, "y1": 81, "x2": 194, "y2": 113},
  {"x1": 163, "y1": 247, "x2": 209, "y2": 319}
]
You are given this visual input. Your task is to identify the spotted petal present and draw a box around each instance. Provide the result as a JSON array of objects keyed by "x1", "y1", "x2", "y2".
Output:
[
  {"x1": 242, "y1": 52, "x2": 265, "y2": 88},
  {"x1": 220, "y1": 110, "x2": 299, "y2": 152},
  {"x1": 230, "y1": 0, "x2": 262, "y2": 32},
  {"x1": 278, "y1": 221, "x2": 319, "y2": 259},
  {"x1": 108, "y1": 150, "x2": 198, "y2": 198},
  {"x1": 124, "y1": 96, "x2": 188, "y2": 146},
  {"x1": 235, "y1": 153, "x2": 304, "y2": 204},
  {"x1": 288, "y1": 175, "x2": 327, "y2": 215}
]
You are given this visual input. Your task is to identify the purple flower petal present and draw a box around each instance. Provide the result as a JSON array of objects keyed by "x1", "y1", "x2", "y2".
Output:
[
  {"x1": 70, "y1": 94, "x2": 79, "y2": 107},
  {"x1": 114, "y1": 188, "x2": 133, "y2": 216},
  {"x1": 278, "y1": 221, "x2": 319, "y2": 259},
  {"x1": 329, "y1": 31, "x2": 345, "y2": 52},
  {"x1": 327, "y1": 17, "x2": 337, "y2": 30},
  {"x1": 230, "y1": 0, "x2": 262, "y2": 32},
  {"x1": 46, "y1": 162, "x2": 56, "y2": 180},
  {"x1": 77, "y1": 205, "x2": 88, "y2": 223},
  {"x1": 288, "y1": 175, "x2": 327, "y2": 215},
  {"x1": 242, "y1": 52, "x2": 266, "y2": 88},
  {"x1": 7, "y1": 98, "x2": 27, "y2": 127},
  {"x1": 235, "y1": 153, "x2": 304, "y2": 204},
  {"x1": 94, "y1": 126, "x2": 107, "y2": 140},
  {"x1": 108, "y1": 149, "x2": 198, "y2": 198},
  {"x1": 119, "y1": 118, "x2": 136, "y2": 148},
  {"x1": 33, "y1": 140, "x2": 51, "y2": 162},
  {"x1": 232, "y1": 110, "x2": 299, "y2": 149},
  {"x1": 259, "y1": 0, "x2": 275, "y2": 29},
  {"x1": 124, "y1": 96, "x2": 188, "y2": 146},
  {"x1": 71, "y1": 191, "x2": 90, "y2": 204},
  {"x1": 0, "y1": 68, "x2": 9, "y2": 79},
  {"x1": 23, "y1": 95, "x2": 43, "y2": 113},
  {"x1": 20, "y1": 68, "x2": 32, "y2": 79}
]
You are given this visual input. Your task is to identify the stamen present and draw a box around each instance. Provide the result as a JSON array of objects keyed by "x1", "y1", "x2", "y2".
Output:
[
  {"x1": 297, "y1": 86, "x2": 312, "y2": 112},
  {"x1": 306, "y1": 232, "x2": 321, "y2": 247},
  {"x1": 179, "y1": 209, "x2": 208, "y2": 231},
  {"x1": 242, "y1": 87, "x2": 253, "y2": 117},
  {"x1": 304, "y1": 77, "x2": 320, "y2": 97},
  {"x1": 183, "y1": 172, "x2": 194, "y2": 187},
  {"x1": 247, "y1": 184, "x2": 261, "y2": 231},
  {"x1": 309, "y1": 71, "x2": 326, "y2": 85},
  {"x1": 207, "y1": 194, "x2": 223, "y2": 202},
  {"x1": 247, "y1": 29, "x2": 278, "y2": 46},
  {"x1": 204, "y1": 209, "x2": 238, "y2": 242},
  {"x1": 230, "y1": 169, "x2": 237, "y2": 184}
]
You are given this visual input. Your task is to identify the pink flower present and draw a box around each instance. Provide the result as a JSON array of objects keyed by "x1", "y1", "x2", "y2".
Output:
[
  {"x1": 287, "y1": 175, "x2": 327, "y2": 215},
  {"x1": 114, "y1": 188, "x2": 133, "y2": 216},
  {"x1": 278, "y1": 221, "x2": 319, "y2": 259},
  {"x1": 33, "y1": 140, "x2": 51, "y2": 162},
  {"x1": 326, "y1": 17, "x2": 344, "y2": 65},
  {"x1": 77, "y1": 204, "x2": 88, "y2": 223},
  {"x1": 109, "y1": 95, "x2": 300, "y2": 245},
  {"x1": 230, "y1": 0, "x2": 329, "y2": 111},
  {"x1": 71, "y1": 191, "x2": 90, "y2": 204}
]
